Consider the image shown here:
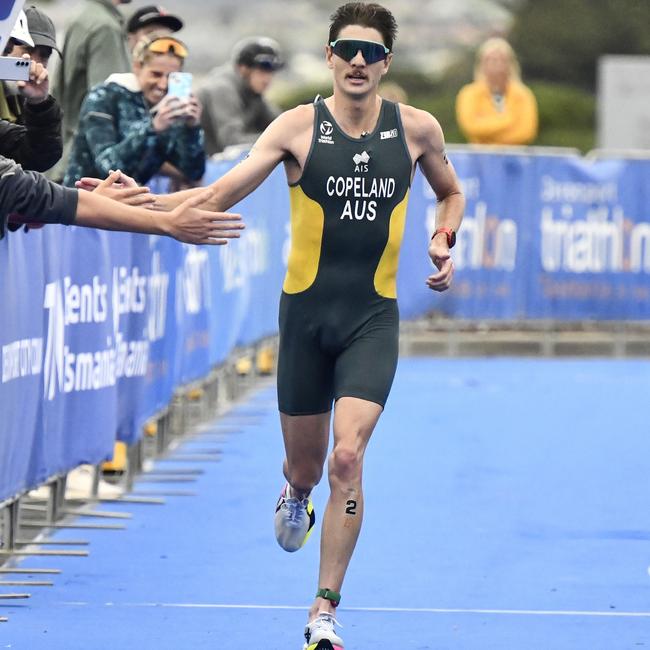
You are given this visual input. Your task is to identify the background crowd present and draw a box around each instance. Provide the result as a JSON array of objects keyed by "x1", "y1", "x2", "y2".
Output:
[{"x1": 0, "y1": 0, "x2": 547, "y2": 243}]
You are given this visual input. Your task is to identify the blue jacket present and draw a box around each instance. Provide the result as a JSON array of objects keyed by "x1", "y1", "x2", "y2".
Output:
[{"x1": 64, "y1": 73, "x2": 205, "y2": 186}]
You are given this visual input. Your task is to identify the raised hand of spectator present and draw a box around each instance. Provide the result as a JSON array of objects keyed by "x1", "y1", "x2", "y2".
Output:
[
  {"x1": 152, "y1": 95, "x2": 187, "y2": 132},
  {"x1": 16, "y1": 54, "x2": 49, "y2": 105},
  {"x1": 76, "y1": 170, "x2": 156, "y2": 207},
  {"x1": 182, "y1": 95, "x2": 202, "y2": 128}
]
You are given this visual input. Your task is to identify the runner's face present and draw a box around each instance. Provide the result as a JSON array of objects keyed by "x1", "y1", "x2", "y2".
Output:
[{"x1": 326, "y1": 25, "x2": 392, "y2": 97}]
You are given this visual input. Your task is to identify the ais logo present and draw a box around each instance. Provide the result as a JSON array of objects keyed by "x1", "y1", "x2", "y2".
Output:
[{"x1": 353, "y1": 150, "x2": 370, "y2": 172}]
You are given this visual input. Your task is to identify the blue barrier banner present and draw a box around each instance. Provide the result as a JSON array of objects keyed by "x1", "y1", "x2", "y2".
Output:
[
  {"x1": 526, "y1": 157, "x2": 650, "y2": 319},
  {"x1": 399, "y1": 151, "x2": 534, "y2": 319},
  {"x1": 401, "y1": 152, "x2": 650, "y2": 320},
  {"x1": 1, "y1": 150, "x2": 648, "y2": 502}
]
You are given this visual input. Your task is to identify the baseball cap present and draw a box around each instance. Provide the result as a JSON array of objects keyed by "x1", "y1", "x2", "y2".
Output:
[
  {"x1": 126, "y1": 6, "x2": 183, "y2": 34},
  {"x1": 25, "y1": 5, "x2": 61, "y2": 55},
  {"x1": 234, "y1": 37, "x2": 284, "y2": 71},
  {"x1": 9, "y1": 10, "x2": 34, "y2": 48}
]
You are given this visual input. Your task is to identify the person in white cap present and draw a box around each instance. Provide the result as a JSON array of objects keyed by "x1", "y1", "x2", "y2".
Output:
[{"x1": 0, "y1": 10, "x2": 63, "y2": 173}]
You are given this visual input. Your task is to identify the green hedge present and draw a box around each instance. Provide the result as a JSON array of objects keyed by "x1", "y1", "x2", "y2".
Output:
[{"x1": 277, "y1": 77, "x2": 596, "y2": 153}]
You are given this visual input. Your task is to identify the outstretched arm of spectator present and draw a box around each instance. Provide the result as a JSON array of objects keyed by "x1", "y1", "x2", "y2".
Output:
[
  {"x1": 76, "y1": 181, "x2": 243, "y2": 244},
  {"x1": 0, "y1": 160, "x2": 243, "y2": 244}
]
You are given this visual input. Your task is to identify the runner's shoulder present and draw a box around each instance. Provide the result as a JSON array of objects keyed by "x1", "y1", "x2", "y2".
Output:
[
  {"x1": 269, "y1": 104, "x2": 315, "y2": 136},
  {"x1": 398, "y1": 103, "x2": 444, "y2": 145}
]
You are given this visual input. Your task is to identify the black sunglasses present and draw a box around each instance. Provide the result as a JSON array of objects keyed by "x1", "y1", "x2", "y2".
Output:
[{"x1": 329, "y1": 38, "x2": 390, "y2": 64}]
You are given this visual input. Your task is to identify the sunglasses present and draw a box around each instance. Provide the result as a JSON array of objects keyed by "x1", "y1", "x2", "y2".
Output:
[
  {"x1": 147, "y1": 37, "x2": 188, "y2": 59},
  {"x1": 251, "y1": 53, "x2": 283, "y2": 71},
  {"x1": 329, "y1": 39, "x2": 390, "y2": 64}
]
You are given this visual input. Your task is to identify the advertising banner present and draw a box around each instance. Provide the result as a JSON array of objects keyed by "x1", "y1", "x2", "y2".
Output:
[{"x1": 1, "y1": 150, "x2": 648, "y2": 501}]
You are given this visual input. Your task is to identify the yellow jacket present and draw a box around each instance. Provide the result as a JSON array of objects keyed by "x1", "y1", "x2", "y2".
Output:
[{"x1": 455, "y1": 80, "x2": 538, "y2": 145}]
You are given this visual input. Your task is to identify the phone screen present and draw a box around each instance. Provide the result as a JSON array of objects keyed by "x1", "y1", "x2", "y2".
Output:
[{"x1": 167, "y1": 72, "x2": 193, "y2": 99}]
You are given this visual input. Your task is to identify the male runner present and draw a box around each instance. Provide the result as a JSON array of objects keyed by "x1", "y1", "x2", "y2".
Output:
[{"x1": 157, "y1": 3, "x2": 464, "y2": 648}]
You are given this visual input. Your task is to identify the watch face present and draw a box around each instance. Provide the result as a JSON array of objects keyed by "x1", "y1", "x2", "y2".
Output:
[{"x1": 449, "y1": 230, "x2": 456, "y2": 248}]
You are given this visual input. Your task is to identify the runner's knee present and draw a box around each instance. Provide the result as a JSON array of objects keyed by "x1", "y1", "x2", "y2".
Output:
[
  {"x1": 287, "y1": 463, "x2": 323, "y2": 493},
  {"x1": 329, "y1": 444, "x2": 362, "y2": 484}
]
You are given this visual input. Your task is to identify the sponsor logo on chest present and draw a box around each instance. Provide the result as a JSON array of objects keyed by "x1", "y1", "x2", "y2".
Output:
[
  {"x1": 353, "y1": 150, "x2": 370, "y2": 172},
  {"x1": 318, "y1": 120, "x2": 334, "y2": 145},
  {"x1": 380, "y1": 128, "x2": 398, "y2": 140}
]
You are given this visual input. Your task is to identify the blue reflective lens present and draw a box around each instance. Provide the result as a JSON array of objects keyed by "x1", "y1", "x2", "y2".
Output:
[{"x1": 329, "y1": 39, "x2": 390, "y2": 64}]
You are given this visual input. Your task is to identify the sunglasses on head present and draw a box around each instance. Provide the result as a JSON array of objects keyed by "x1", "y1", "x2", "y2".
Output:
[
  {"x1": 329, "y1": 38, "x2": 390, "y2": 64},
  {"x1": 251, "y1": 53, "x2": 283, "y2": 71},
  {"x1": 147, "y1": 37, "x2": 188, "y2": 59}
]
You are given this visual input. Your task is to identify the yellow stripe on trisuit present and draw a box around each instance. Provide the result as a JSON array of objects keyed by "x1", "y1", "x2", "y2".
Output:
[
  {"x1": 283, "y1": 186, "x2": 325, "y2": 294},
  {"x1": 373, "y1": 189, "x2": 410, "y2": 298}
]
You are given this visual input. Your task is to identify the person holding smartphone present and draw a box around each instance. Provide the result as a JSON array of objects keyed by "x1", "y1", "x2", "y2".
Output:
[{"x1": 63, "y1": 32, "x2": 204, "y2": 188}]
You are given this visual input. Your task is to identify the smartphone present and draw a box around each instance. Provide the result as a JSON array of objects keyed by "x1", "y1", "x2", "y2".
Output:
[
  {"x1": 167, "y1": 72, "x2": 193, "y2": 99},
  {"x1": 0, "y1": 56, "x2": 30, "y2": 82}
]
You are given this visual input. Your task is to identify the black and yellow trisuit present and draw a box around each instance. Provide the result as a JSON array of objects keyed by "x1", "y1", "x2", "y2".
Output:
[{"x1": 278, "y1": 97, "x2": 412, "y2": 415}]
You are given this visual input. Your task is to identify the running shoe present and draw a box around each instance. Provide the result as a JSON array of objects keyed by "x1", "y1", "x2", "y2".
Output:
[
  {"x1": 303, "y1": 612, "x2": 344, "y2": 650},
  {"x1": 274, "y1": 483, "x2": 315, "y2": 552}
]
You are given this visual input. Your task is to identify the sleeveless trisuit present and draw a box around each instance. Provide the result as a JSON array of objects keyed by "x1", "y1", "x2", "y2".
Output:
[{"x1": 278, "y1": 98, "x2": 412, "y2": 415}]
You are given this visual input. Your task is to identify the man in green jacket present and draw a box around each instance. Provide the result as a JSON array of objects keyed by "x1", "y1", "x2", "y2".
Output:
[{"x1": 51, "y1": 0, "x2": 132, "y2": 181}]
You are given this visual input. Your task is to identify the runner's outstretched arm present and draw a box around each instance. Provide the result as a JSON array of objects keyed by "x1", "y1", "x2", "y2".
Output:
[{"x1": 153, "y1": 108, "x2": 306, "y2": 212}]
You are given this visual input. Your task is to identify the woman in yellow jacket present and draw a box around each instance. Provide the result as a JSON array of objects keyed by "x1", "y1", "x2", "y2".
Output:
[{"x1": 456, "y1": 37, "x2": 538, "y2": 145}]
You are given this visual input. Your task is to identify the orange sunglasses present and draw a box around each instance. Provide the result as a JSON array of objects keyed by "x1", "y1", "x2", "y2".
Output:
[{"x1": 146, "y1": 37, "x2": 188, "y2": 59}]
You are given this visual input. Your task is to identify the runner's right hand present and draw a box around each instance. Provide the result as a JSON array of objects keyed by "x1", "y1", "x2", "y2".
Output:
[{"x1": 160, "y1": 190, "x2": 245, "y2": 245}]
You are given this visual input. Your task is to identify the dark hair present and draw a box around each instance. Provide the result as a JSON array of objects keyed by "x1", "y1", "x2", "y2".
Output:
[{"x1": 328, "y1": 2, "x2": 398, "y2": 51}]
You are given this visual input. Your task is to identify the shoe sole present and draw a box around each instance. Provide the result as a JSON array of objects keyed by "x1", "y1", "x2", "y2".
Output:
[
  {"x1": 275, "y1": 494, "x2": 316, "y2": 552},
  {"x1": 304, "y1": 642, "x2": 342, "y2": 650}
]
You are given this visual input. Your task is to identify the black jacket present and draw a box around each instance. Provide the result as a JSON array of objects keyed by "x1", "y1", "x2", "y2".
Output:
[
  {"x1": 0, "y1": 95, "x2": 64, "y2": 172},
  {"x1": 0, "y1": 155, "x2": 78, "y2": 239}
]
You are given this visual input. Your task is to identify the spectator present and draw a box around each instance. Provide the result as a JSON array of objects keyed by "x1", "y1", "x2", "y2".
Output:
[
  {"x1": 21, "y1": 5, "x2": 61, "y2": 66},
  {"x1": 455, "y1": 37, "x2": 538, "y2": 145},
  {"x1": 125, "y1": 5, "x2": 183, "y2": 52},
  {"x1": 0, "y1": 159, "x2": 243, "y2": 244},
  {"x1": 51, "y1": 0, "x2": 132, "y2": 181},
  {"x1": 197, "y1": 37, "x2": 283, "y2": 156},
  {"x1": 0, "y1": 9, "x2": 63, "y2": 173},
  {"x1": 64, "y1": 33, "x2": 204, "y2": 187},
  {"x1": 1, "y1": 9, "x2": 35, "y2": 123}
]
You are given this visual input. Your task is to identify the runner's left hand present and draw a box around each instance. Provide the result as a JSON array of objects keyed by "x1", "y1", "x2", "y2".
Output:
[{"x1": 426, "y1": 234, "x2": 454, "y2": 292}]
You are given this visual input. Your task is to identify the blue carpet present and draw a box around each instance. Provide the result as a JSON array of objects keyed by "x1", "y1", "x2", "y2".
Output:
[{"x1": 3, "y1": 359, "x2": 650, "y2": 649}]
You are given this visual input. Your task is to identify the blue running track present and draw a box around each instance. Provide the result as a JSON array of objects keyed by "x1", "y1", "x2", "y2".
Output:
[{"x1": 2, "y1": 358, "x2": 650, "y2": 649}]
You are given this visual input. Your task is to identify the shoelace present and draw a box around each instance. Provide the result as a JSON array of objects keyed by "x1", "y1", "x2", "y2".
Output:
[
  {"x1": 305, "y1": 611, "x2": 343, "y2": 644},
  {"x1": 282, "y1": 496, "x2": 308, "y2": 524},
  {"x1": 310, "y1": 612, "x2": 342, "y2": 635}
]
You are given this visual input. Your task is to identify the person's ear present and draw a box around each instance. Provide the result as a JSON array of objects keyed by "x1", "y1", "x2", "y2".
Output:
[{"x1": 325, "y1": 44, "x2": 334, "y2": 70}]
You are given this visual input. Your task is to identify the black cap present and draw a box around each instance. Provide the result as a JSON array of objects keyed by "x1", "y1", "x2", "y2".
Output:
[
  {"x1": 126, "y1": 6, "x2": 183, "y2": 35},
  {"x1": 25, "y1": 5, "x2": 60, "y2": 55},
  {"x1": 234, "y1": 37, "x2": 284, "y2": 71}
]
